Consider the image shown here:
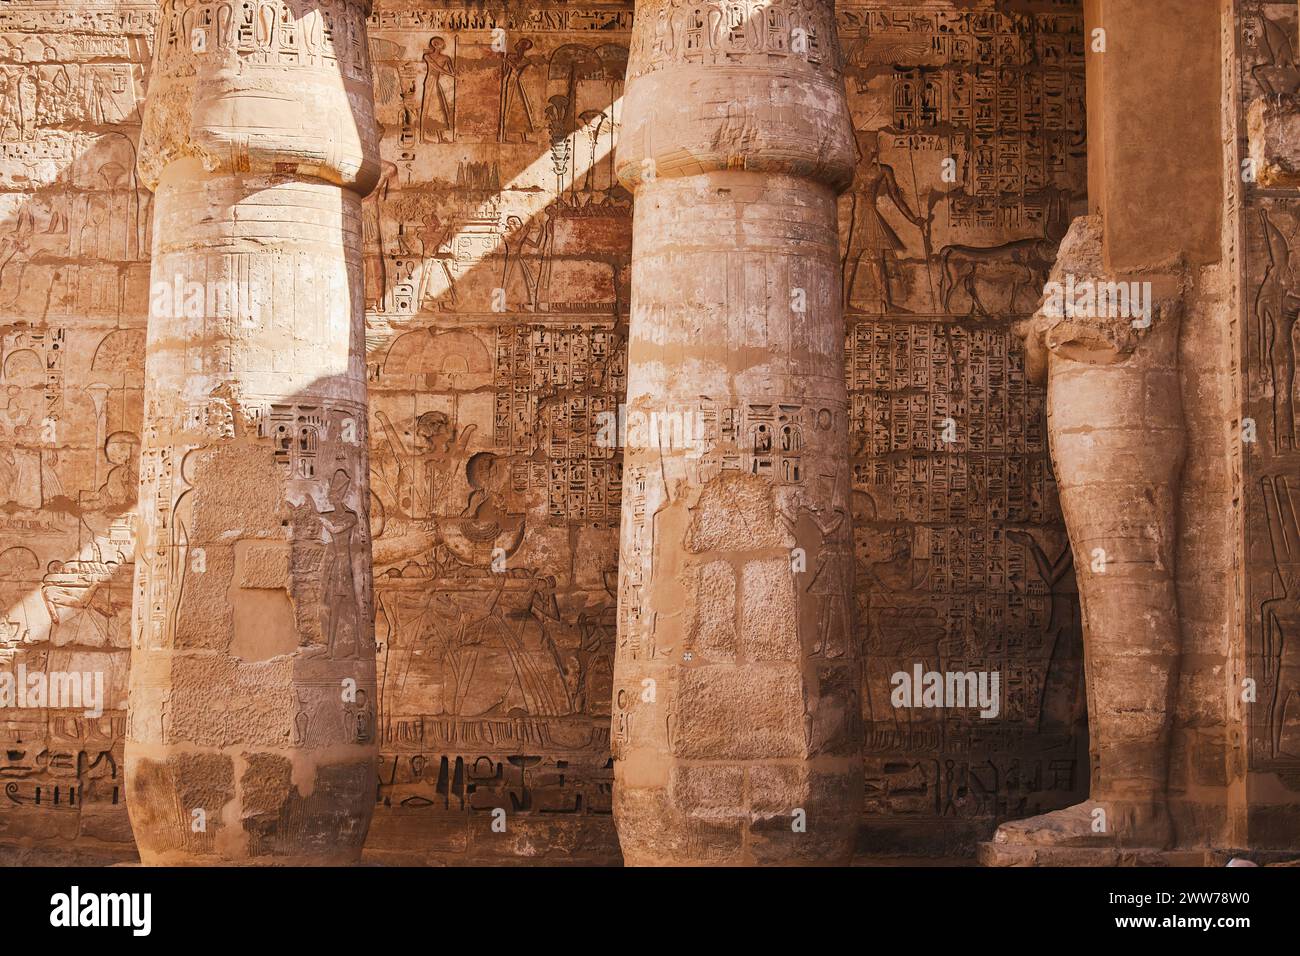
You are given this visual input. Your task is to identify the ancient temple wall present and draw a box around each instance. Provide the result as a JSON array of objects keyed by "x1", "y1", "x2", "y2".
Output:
[
  {"x1": 0, "y1": 0, "x2": 1094, "y2": 863},
  {"x1": 359, "y1": 0, "x2": 633, "y2": 865},
  {"x1": 1235, "y1": 0, "x2": 1300, "y2": 849},
  {"x1": 840, "y1": 0, "x2": 1091, "y2": 854},
  {"x1": 0, "y1": 0, "x2": 153, "y2": 864}
]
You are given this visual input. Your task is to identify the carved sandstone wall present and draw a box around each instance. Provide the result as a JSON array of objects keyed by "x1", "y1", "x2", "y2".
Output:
[
  {"x1": 0, "y1": 0, "x2": 151, "y2": 864},
  {"x1": 1237, "y1": 0, "x2": 1300, "y2": 848},
  {"x1": 0, "y1": 0, "x2": 1094, "y2": 863}
]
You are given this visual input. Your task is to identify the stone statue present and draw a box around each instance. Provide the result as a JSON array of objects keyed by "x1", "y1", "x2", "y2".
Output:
[{"x1": 997, "y1": 215, "x2": 1187, "y2": 852}]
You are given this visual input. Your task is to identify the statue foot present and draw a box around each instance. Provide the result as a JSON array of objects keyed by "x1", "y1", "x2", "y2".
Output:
[{"x1": 992, "y1": 799, "x2": 1172, "y2": 849}]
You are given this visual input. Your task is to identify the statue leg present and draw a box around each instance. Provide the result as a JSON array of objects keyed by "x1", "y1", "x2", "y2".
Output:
[{"x1": 997, "y1": 313, "x2": 1184, "y2": 849}]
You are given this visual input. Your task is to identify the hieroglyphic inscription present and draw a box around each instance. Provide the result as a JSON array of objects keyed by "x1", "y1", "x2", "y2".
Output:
[
  {"x1": 839, "y1": 1, "x2": 1088, "y2": 837},
  {"x1": 0, "y1": 0, "x2": 1097, "y2": 861},
  {"x1": 363, "y1": 1, "x2": 630, "y2": 863},
  {"x1": 1239, "y1": 1, "x2": 1300, "y2": 777},
  {"x1": 0, "y1": 0, "x2": 156, "y2": 859}
]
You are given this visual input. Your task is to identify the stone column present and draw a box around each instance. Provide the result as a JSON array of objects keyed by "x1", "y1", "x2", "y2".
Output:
[
  {"x1": 125, "y1": 0, "x2": 380, "y2": 864},
  {"x1": 611, "y1": 0, "x2": 861, "y2": 865}
]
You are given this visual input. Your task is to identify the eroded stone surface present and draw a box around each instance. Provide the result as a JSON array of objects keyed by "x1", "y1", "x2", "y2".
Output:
[
  {"x1": 0, "y1": 0, "x2": 1094, "y2": 866},
  {"x1": 610, "y1": 0, "x2": 862, "y2": 866},
  {"x1": 1248, "y1": 94, "x2": 1300, "y2": 188},
  {"x1": 124, "y1": 0, "x2": 381, "y2": 864},
  {"x1": 991, "y1": 0, "x2": 1242, "y2": 862},
  {"x1": 1005, "y1": 221, "x2": 1189, "y2": 851},
  {"x1": 2, "y1": 0, "x2": 1299, "y2": 868}
]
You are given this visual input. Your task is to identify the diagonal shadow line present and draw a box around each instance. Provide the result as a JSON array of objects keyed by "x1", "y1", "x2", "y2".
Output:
[
  {"x1": 0, "y1": 2, "x2": 630, "y2": 861},
  {"x1": 0, "y1": 11, "x2": 155, "y2": 859}
]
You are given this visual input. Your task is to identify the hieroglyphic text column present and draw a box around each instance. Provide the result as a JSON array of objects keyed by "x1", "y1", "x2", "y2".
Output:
[
  {"x1": 611, "y1": 0, "x2": 862, "y2": 865},
  {"x1": 126, "y1": 0, "x2": 380, "y2": 864}
]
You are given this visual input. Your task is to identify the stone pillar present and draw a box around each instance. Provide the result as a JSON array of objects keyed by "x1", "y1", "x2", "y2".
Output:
[
  {"x1": 125, "y1": 0, "x2": 380, "y2": 864},
  {"x1": 611, "y1": 0, "x2": 861, "y2": 865}
]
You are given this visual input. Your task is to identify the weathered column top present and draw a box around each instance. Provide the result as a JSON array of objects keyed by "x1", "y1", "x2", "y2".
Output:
[
  {"x1": 614, "y1": 0, "x2": 856, "y2": 195},
  {"x1": 138, "y1": 0, "x2": 379, "y2": 194}
]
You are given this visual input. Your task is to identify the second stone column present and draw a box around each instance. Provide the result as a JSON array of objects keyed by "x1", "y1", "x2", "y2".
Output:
[{"x1": 612, "y1": 0, "x2": 862, "y2": 865}]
